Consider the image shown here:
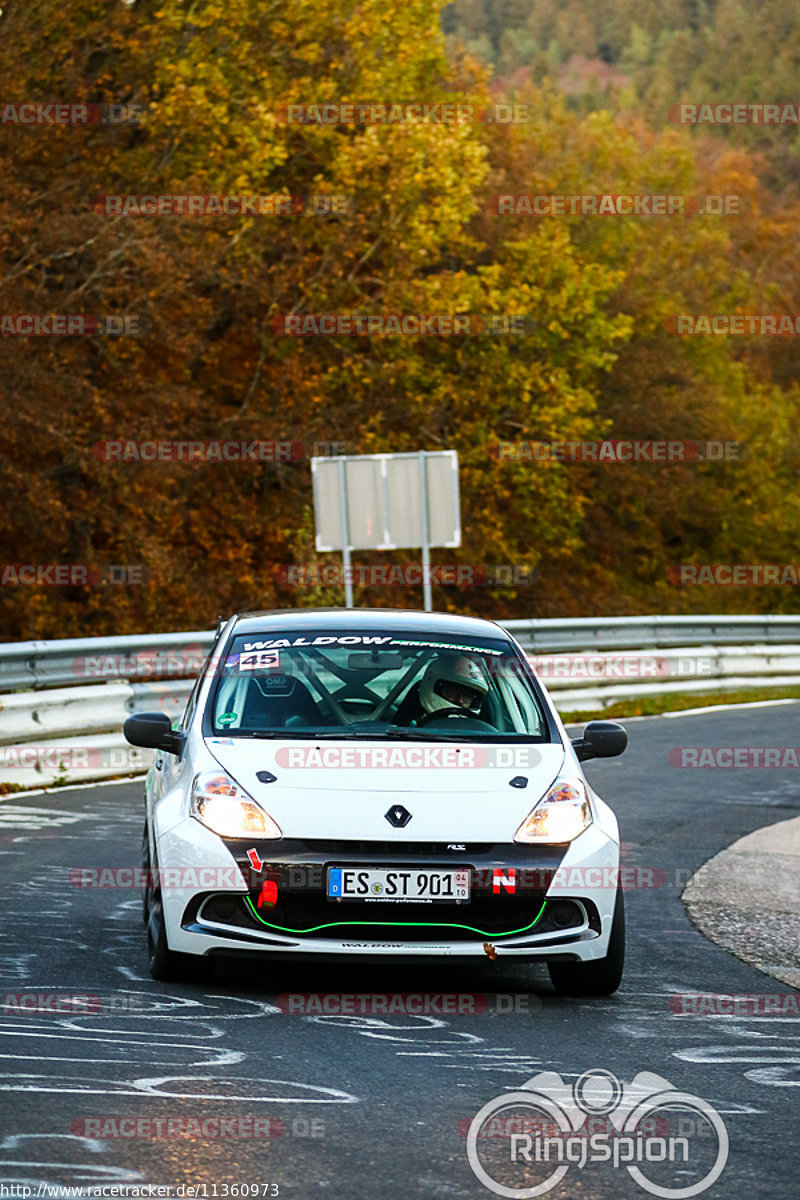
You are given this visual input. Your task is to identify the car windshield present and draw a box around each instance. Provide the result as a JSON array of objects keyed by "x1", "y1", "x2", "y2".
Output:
[{"x1": 207, "y1": 629, "x2": 548, "y2": 740}]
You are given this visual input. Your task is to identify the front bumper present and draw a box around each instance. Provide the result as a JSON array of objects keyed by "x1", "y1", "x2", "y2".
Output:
[{"x1": 157, "y1": 818, "x2": 619, "y2": 962}]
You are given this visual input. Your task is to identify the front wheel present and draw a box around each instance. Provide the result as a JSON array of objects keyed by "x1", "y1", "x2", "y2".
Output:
[
  {"x1": 548, "y1": 886, "x2": 625, "y2": 997},
  {"x1": 146, "y1": 888, "x2": 208, "y2": 982},
  {"x1": 142, "y1": 821, "x2": 151, "y2": 925}
]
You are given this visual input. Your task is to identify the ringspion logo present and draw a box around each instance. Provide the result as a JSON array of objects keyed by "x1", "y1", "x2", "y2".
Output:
[{"x1": 466, "y1": 1069, "x2": 728, "y2": 1197}]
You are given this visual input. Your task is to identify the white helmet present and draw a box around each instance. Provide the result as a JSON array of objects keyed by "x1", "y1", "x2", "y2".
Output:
[{"x1": 419, "y1": 654, "x2": 489, "y2": 715}]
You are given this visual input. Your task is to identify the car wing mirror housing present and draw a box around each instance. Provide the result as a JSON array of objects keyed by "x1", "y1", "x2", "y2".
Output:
[
  {"x1": 124, "y1": 711, "x2": 186, "y2": 757},
  {"x1": 571, "y1": 720, "x2": 628, "y2": 763}
]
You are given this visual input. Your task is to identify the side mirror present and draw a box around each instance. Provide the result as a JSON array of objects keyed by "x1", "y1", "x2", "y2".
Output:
[
  {"x1": 572, "y1": 720, "x2": 627, "y2": 763},
  {"x1": 124, "y1": 711, "x2": 186, "y2": 757}
]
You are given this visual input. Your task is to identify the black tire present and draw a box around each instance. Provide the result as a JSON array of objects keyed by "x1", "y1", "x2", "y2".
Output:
[
  {"x1": 548, "y1": 886, "x2": 625, "y2": 997},
  {"x1": 142, "y1": 821, "x2": 151, "y2": 926},
  {"x1": 144, "y1": 838, "x2": 209, "y2": 983},
  {"x1": 146, "y1": 889, "x2": 206, "y2": 982}
]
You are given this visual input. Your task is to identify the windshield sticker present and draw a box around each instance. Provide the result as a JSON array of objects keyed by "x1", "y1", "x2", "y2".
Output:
[
  {"x1": 243, "y1": 635, "x2": 393, "y2": 650},
  {"x1": 240, "y1": 635, "x2": 502, "y2": 654},
  {"x1": 240, "y1": 649, "x2": 280, "y2": 671},
  {"x1": 392, "y1": 639, "x2": 505, "y2": 655},
  {"x1": 217, "y1": 712, "x2": 238, "y2": 725}
]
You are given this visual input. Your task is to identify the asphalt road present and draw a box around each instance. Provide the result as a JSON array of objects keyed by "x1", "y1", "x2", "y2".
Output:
[{"x1": 1, "y1": 703, "x2": 799, "y2": 1199}]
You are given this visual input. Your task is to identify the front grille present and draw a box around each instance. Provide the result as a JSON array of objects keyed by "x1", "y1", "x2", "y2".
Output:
[
  {"x1": 200, "y1": 889, "x2": 549, "y2": 942},
  {"x1": 301, "y1": 840, "x2": 493, "y2": 855},
  {"x1": 202, "y1": 841, "x2": 573, "y2": 945}
]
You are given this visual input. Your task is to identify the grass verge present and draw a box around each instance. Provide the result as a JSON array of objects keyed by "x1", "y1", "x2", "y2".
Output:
[{"x1": 559, "y1": 684, "x2": 800, "y2": 724}]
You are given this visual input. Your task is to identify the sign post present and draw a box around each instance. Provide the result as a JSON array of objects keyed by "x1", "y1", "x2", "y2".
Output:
[{"x1": 311, "y1": 450, "x2": 460, "y2": 610}]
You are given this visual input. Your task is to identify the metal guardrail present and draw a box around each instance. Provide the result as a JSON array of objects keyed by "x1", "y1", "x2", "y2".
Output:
[
  {"x1": 0, "y1": 630, "x2": 213, "y2": 692},
  {"x1": 2, "y1": 615, "x2": 800, "y2": 790},
  {"x1": 0, "y1": 678, "x2": 195, "y2": 790},
  {"x1": 502, "y1": 614, "x2": 800, "y2": 650},
  {"x1": 3, "y1": 615, "x2": 800, "y2": 692}
]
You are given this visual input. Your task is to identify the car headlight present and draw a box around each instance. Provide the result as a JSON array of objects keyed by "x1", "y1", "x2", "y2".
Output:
[
  {"x1": 190, "y1": 771, "x2": 282, "y2": 840},
  {"x1": 514, "y1": 779, "x2": 592, "y2": 844}
]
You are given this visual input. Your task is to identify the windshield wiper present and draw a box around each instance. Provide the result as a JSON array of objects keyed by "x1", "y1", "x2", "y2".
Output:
[
  {"x1": 216, "y1": 730, "x2": 282, "y2": 738},
  {"x1": 381, "y1": 727, "x2": 488, "y2": 742},
  {"x1": 213, "y1": 726, "x2": 535, "y2": 743},
  {"x1": 222, "y1": 729, "x2": 392, "y2": 739}
]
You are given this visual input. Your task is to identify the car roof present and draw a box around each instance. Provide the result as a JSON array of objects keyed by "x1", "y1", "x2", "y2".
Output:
[{"x1": 230, "y1": 608, "x2": 510, "y2": 640}]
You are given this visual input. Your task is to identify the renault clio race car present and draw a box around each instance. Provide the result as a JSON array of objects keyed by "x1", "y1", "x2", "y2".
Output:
[{"x1": 125, "y1": 610, "x2": 628, "y2": 994}]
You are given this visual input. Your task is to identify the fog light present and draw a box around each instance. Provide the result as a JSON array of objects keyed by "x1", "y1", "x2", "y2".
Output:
[
  {"x1": 212, "y1": 898, "x2": 237, "y2": 922},
  {"x1": 551, "y1": 901, "x2": 579, "y2": 929}
]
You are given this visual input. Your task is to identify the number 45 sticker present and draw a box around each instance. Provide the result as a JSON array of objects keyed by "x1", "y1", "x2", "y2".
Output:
[{"x1": 240, "y1": 649, "x2": 280, "y2": 671}]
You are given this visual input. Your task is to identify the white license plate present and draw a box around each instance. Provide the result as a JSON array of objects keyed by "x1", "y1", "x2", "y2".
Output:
[{"x1": 327, "y1": 867, "x2": 470, "y2": 903}]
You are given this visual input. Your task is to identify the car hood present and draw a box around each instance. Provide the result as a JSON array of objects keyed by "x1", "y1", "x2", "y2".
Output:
[{"x1": 205, "y1": 737, "x2": 567, "y2": 841}]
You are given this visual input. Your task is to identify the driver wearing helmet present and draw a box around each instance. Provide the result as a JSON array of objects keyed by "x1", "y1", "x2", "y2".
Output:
[{"x1": 396, "y1": 653, "x2": 489, "y2": 725}]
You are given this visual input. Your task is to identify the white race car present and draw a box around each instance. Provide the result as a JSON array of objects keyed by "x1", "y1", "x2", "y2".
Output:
[{"x1": 125, "y1": 609, "x2": 628, "y2": 994}]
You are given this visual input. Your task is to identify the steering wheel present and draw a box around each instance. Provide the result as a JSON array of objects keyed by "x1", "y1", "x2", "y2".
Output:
[{"x1": 417, "y1": 706, "x2": 477, "y2": 724}]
